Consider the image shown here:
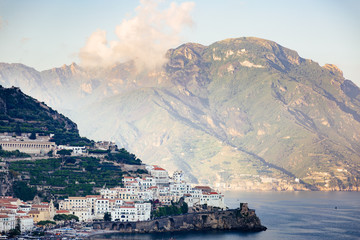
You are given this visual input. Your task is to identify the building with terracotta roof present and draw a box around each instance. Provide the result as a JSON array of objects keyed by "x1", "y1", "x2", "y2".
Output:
[
  {"x1": 56, "y1": 210, "x2": 70, "y2": 214},
  {"x1": 148, "y1": 165, "x2": 170, "y2": 186},
  {"x1": 58, "y1": 197, "x2": 92, "y2": 222},
  {"x1": 30, "y1": 200, "x2": 55, "y2": 222}
]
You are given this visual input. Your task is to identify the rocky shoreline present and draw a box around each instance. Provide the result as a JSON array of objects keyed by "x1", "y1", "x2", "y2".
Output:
[{"x1": 91, "y1": 203, "x2": 266, "y2": 234}]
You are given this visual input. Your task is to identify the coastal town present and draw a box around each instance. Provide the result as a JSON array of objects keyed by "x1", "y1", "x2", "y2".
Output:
[
  {"x1": 0, "y1": 132, "x2": 227, "y2": 237},
  {"x1": 58, "y1": 165, "x2": 226, "y2": 222},
  {"x1": 0, "y1": 165, "x2": 226, "y2": 237}
]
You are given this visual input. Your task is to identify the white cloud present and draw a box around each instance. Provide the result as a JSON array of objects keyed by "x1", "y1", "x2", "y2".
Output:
[{"x1": 79, "y1": 0, "x2": 195, "y2": 70}]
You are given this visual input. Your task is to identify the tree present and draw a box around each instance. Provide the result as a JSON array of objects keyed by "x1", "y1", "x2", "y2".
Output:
[
  {"x1": 54, "y1": 214, "x2": 66, "y2": 221},
  {"x1": 104, "y1": 212, "x2": 111, "y2": 221},
  {"x1": 13, "y1": 181, "x2": 37, "y2": 201},
  {"x1": 16, "y1": 218, "x2": 21, "y2": 231},
  {"x1": 7, "y1": 218, "x2": 21, "y2": 237},
  {"x1": 37, "y1": 220, "x2": 56, "y2": 226},
  {"x1": 181, "y1": 202, "x2": 188, "y2": 214},
  {"x1": 47, "y1": 150, "x2": 53, "y2": 157},
  {"x1": 14, "y1": 123, "x2": 22, "y2": 136},
  {"x1": 29, "y1": 131, "x2": 37, "y2": 140},
  {"x1": 57, "y1": 149, "x2": 72, "y2": 156},
  {"x1": 54, "y1": 214, "x2": 79, "y2": 222},
  {"x1": 7, "y1": 228, "x2": 20, "y2": 238}
]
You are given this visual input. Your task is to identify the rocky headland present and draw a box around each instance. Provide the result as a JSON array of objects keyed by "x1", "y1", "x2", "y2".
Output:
[{"x1": 92, "y1": 203, "x2": 266, "y2": 234}]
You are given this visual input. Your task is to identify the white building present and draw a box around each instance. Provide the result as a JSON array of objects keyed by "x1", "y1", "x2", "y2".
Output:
[
  {"x1": 85, "y1": 195, "x2": 101, "y2": 215},
  {"x1": 95, "y1": 199, "x2": 109, "y2": 219},
  {"x1": 18, "y1": 205, "x2": 31, "y2": 213},
  {"x1": 173, "y1": 171, "x2": 184, "y2": 183},
  {"x1": 17, "y1": 216, "x2": 34, "y2": 232},
  {"x1": 100, "y1": 187, "x2": 136, "y2": 201},
  {"x1": 58, "y1": 197, "x2": 94, "y2": 222},
  {"x1": 122, "y1": 176, "x2": 136, "y2": 185},
  {"x1": 58, "y1": 164, "x2": 227, "y2": 222},
  {"x1": 57, "y1": 145, "x2": 87, "y2": 155},
  {"x1": 73, "y1": 210, "x2": 93, "y2": 222},
  {"x1": 135, "y1": 190, "x2": 153, "y2": 201},
  {"x1": 136, "y1": 177, "x2": 155, "y2": 190},
  {"x1": 111, "y1": 202, "x2": 151, "y2": 222},
  {"x1": 185, "y1": 191, "x2": 226, "y2": 209},
  {"x1": 59, "y1": 197, "x2": 88, "y2": 211},
  {"x1": 112, "y1": 206, "x2": 136, "y2": 222},
  {"x1": 149, "y1": 166, "x2": 170, "y2": 186},
  {"x1": 100, "y1": 188, "x2": 118, "y2": 199},
  {"x1": 0, "y1": 215, "x2": 15, "y2": 233}
]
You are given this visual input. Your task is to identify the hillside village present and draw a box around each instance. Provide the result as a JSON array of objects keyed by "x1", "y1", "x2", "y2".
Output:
[
  {"x1": 58, "y1": 165, "x2": 225, "y2": 222},
  {"x1": 0, "y1": 151, "x2": 226, "y2": 234}
]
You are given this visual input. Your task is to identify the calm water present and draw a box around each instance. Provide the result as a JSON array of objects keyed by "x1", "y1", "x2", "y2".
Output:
[{"x1": 91, "y1": 191, "x2": 360, "y2": 240}]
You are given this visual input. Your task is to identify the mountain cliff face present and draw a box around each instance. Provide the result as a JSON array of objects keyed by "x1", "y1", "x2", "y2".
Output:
[
  {"x1": 1, "y1": 37, "x2": 359, "y2": 190},
  {"x1": 0, "y1": 85, "x2": 88, "y2": 146}
]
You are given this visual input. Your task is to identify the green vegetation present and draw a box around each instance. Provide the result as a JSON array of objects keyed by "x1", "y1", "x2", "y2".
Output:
[
  {"x1": 50, "y1": 132, "x2": 93, "y2": 146},
  {"x1": 29, "y1": 131, "x2": 36, "y2": 140},
  {"x1": 134, "y1": 169, "x2": 148, "y2": 174},
  {"x1": 8, "y1": 219, "x2": 21, "y2": 237},
  {"x1": 3, "y1": 36, "x2": 360, "y2": 191},
  {"x1": 47, "y1": 150, "x2": 53, "y2": 157},
  {"x1": 0, "y1": 86, "x2": 93, "y2": 146},
  {"x1": 54, "y1": 214, "x2": 79, "y2": 222},
  {"x1": 37, "y1": 220, "x2": 56, "y2": 226},
  {"x1": 7, "y1": 228, "x2": 21, "y2": 238},
  {"x1": 12, "y1": 181, "x2": 38, "y2": 201},
  {"x1": 152, "y1": 205, "x2": 182, "y2": 218},
  {"x1": 9, "y1": 157, "x2": 124, "y2": 197},
  {"x1": 0, "y1": 148, "x2": 30, "y2": 158},
  {"x1": 152, "y1": 201, "x2": 188, "y2": 218},
  {"x1": 181, "y1": 201, "x2": 189, "y2": 214},
  {"x1": 57, "y1": 149, "x2": 72, "y2": 156},
  {"x1": 104, "y1": 212, "x2": 111, "y2": 221},
  {"x1": 105, "y1": 148, "x2": 142, "y2": 165}
]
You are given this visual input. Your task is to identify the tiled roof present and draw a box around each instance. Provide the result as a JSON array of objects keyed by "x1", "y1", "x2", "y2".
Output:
[
  {"x1": 153, "y1": 167, "x2": 165, "y2": 171},
  {"x1": 32, "y1": 204, "x2": 49, "y2": 208},
  {"x1": 56, "y1": 210, "x2": 70, "y2": 213},
  {"x1": 85, "y1": 195, "x2": 101, "y2": 198}
]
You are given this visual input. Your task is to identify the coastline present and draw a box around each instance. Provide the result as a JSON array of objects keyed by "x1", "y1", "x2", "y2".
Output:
[{"x1": 90, "y1": 204, "x2": 266, "y2": 235}]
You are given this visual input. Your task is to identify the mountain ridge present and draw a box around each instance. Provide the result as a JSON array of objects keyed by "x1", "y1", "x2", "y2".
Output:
[{"x1": 1, "y1": 37, "x2": 359, "y2": 191}]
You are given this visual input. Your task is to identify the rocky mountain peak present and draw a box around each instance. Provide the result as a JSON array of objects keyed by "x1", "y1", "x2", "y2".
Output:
[
  {"x1": 1, "y1": 37, "x2": 360, "y2": 191},
  {"x1": 323, "y1": 64, "x2": 344, "y2": 78}
]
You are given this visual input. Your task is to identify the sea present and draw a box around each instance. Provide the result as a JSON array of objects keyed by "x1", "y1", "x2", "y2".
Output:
[{"x1": 91, "y1": 191, "x2": 360, "y2": 240}]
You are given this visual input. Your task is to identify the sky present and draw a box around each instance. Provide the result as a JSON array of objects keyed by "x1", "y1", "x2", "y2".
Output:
[{"x1": 0, "y1": 0, "x2": 359, "y2": 85}]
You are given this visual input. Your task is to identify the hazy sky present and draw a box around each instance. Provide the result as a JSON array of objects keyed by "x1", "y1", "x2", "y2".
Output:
[{"x1": 0, "y1": 0, "x2": 359, "y2": 85}]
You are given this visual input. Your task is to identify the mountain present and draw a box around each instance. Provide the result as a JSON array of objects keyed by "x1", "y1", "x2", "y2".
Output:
[
  {"x1": 1, "y1": 37, "x2": 360, "y2": 191},
  {"x1": 0, "y1": 85, "x2": 91, "y2": 146}
]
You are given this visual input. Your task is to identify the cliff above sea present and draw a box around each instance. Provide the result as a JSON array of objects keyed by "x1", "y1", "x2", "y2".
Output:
[{"x1": 91, "y1": 203, "x2": 266, "y2": 234}]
